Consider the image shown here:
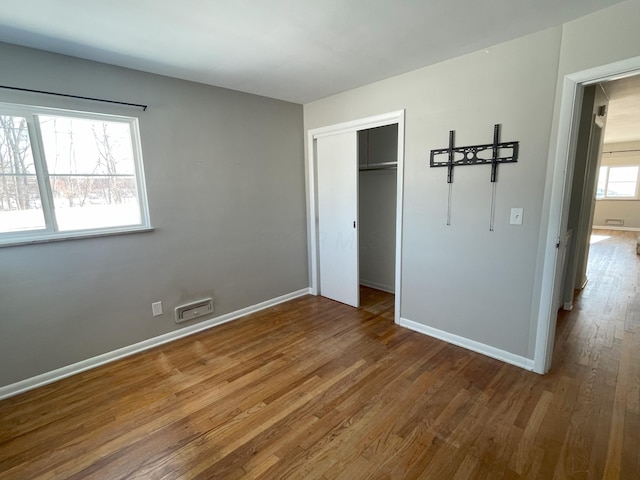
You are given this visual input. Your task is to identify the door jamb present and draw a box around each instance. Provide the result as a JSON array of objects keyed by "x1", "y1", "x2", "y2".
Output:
[
  {"x1": 534, "y1": 56, "x2": 640, "y2": 374},
  {"x1": 307, "y1": 110, "x2": 405, "y2": 323}
]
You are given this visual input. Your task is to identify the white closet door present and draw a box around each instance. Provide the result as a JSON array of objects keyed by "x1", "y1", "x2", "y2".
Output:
[{"x1": 317, "y1": 132, "x2": 359, "y2": 307}]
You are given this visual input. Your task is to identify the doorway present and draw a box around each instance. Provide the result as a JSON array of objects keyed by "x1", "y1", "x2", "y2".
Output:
[
  {"x1": 535, "y1": 57, "x2": 640, "y2": 373},
  {"x1": 558, "y1": 84, "x2": 608, "y2": 312},
  {"x1": 561, "y1": 75, "x2": 640, "y2": 312},
  {"x1": 307, "y1": 110, "x2": 405, "y2": 321}
]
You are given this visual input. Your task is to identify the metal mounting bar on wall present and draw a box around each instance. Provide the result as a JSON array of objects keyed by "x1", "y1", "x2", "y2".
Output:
[
  {"x1": 0, "y1": 85, "x2": 148, "y2": 111},
  {"x1": 430, "y1": 124, "x2": 518, "y2": 174},
  {"x1": 446, "y1": 130, "x2": 454, "y2": 225},
  {"x1": 430, "y1": 124, "x2": 519, "y2": 229}
]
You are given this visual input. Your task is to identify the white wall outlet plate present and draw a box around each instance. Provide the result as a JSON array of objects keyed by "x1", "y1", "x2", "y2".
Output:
[
  {"x1": 152, "y1": 301, "x2": 163, "y2": 317},
  {"x1": 510, "y1": 208, "x2": 524, "y2": 225}
]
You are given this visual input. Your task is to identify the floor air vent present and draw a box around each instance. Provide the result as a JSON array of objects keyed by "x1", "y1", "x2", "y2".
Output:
[
  {"x1": 175, "y1": 298, "x2": 214, "y2": 324},
  {"x1": 605, "y1": 218, "x2": 624, "y2": 226}
]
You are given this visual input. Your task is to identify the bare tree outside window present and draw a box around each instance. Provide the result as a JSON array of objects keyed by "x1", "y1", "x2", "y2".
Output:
[
  {"x1": 0, "y1": 115, "x2": 45, "y2": 232},
  {"x1": 0, "y1": 103, "x2": 149, "y2": 243},
  {"x1": 39, "y1": 115, "x2": 140, "y2": 231}
]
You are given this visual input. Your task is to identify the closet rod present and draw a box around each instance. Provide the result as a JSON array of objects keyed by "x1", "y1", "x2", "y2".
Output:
[
  {"x1": 0, "y1": 85, "x2": 148, "y2": 111},
  {"x1": 359, "y1": 164, "x2": 397, "y2": 171}
]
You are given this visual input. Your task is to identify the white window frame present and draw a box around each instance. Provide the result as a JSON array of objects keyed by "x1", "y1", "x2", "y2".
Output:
[
  {"x1": 596, "y1": 164, "x2": 640, "y2": 200},
  {"x1": 0, "y1": 102, "x2": 152, "y2": 247}
]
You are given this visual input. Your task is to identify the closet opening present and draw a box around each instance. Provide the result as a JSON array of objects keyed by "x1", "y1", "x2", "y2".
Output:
[
  {"x1": 307, "y1": 109, "x2": 404, "y2": 319},
  {"x1": 358, "y1": 123, "x2": 398, "y2": 299}
]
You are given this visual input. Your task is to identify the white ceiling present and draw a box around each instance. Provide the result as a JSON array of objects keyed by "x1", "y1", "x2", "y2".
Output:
[
  {"x1": 602, "y1": 75, "x2": 640, "y2": 145},
  {"x1": 0, "y1": 0, "x2": 626, "y2": 104}
]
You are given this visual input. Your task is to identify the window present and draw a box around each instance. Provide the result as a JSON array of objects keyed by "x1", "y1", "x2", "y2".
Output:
[
  {"x1": 0, "y1": 103, "x2": 150, "y2": 245},
  {"x1": 596, "y1": 165, "x2": 639, "y2": 199}
]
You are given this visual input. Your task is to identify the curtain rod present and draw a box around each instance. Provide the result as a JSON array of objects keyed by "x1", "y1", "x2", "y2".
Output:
[
  {"x1": 603, "y1": 148, "x2": 640, "y2": 154},
  {"x1": 0, "y1": 85, "x2": 148, "y2": 111}
]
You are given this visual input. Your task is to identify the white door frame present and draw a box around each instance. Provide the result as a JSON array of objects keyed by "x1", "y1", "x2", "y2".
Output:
[
  {"x1": 307, "y1": 110, "x2": 405, "y2": 322},
  {"x1": 534, "y1": 56, "x2": 640, "y2": 374}
]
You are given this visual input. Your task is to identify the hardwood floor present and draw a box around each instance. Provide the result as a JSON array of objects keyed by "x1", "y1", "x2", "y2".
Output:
[{"x1": 0, "y1": 230, "x2": 638, "y2": 479}]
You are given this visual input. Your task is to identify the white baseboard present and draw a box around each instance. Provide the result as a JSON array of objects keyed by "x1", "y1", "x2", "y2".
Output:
[
  {"x1": 592, "y1": 225, "x2": 640, "y2": 232},
  {"x1": 360, "y1": 280, "x2": 395, "y2": 294},
  {"x1": 0, "y1": 288, "x2": 311, "y2": 401},
  {"x1": 397, "y1": 317, "x2": 535, "y2": 372}
]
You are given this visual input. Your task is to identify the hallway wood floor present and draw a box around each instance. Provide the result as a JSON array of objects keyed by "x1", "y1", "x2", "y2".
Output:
[{"x1": 0, "y1": 230, "x2": 638, "y2": 479}]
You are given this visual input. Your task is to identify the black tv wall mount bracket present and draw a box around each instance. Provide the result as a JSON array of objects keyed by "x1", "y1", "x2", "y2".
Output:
[{"x1": 429, "y1": 124, "x2": 519, "y2": 230}]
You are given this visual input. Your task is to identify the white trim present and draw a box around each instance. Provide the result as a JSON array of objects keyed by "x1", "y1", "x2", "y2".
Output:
[
  {"x1": 0, "y1": 288, "x2": 311, "y2": 400},
  {"x1": 359, "y1": 280, "x2": 395, "y2": 294},
  {"x1": 534, "y1": 76, "x2": 581, "y2": 374},
  {"x1": 306, "y1": 132, "x2": 317, "y2": 295},
  {"x1": 592, "y1": 225, "x2": 640, "y2": 232},
  {"x1": 394, "y1": 113, "x2": 406, "y2": 323},
  {"x1": 398, "y1": 317, "x2": 535, "y2": 372},
  {"x1": 534, "y1": 55, "x2": 640, "y2": 374},
  {"x1": 307, "y1": 110, "x2": 405, "y2": 324},
  {"x1": 0, "y1": 226, "x2": 154, "y2": 248},
  {"x1": 310, "y1": 111, "x2": 404, "y2": 139}
]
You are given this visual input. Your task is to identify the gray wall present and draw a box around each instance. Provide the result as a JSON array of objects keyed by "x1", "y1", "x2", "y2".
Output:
[
  {"x1": 0, "y1": 43, "x2": 307, "y2": 387},
  {"x1": 593, "y1": 141, "x2": 640, "y2": 228},
  {"x1": 2, "y1": 1, "x2": 639, "y2": 386},
  {"x1": 306, "y1": 27, "x2": 562, "y2": 358},
  {"x1": 305, "y1": 0, "x2": 640, "y2": 360},
  {"x1": 359, "y1": 169, "x2": 396, "y2": 292}
]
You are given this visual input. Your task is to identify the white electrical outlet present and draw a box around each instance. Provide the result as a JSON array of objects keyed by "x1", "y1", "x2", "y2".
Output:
[
  {"x1": 510, "y1": 208, "x2": 524, "y2": 225},
  {"x1": 152, "y1": 301, "x2": 163, "y2": 317}
]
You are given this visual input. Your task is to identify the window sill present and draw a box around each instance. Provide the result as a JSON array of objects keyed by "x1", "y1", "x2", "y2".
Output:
[
  {"x1": 0, "y1": 225, "x2": 154, "y2": 248},
  {"x1": 596, "y1": 198, "x2": 640, "y2": 201}
]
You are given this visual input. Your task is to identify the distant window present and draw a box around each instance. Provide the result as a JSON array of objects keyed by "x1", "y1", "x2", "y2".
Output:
[
  {"x1": 0, "y1": 103, "x2": 150, "y2": 245},
  {"x1": 596, "y1": 165, "x2": 639, "y2": 199}
]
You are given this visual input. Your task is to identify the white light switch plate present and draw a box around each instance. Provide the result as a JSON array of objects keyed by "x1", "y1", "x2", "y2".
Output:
[{"x1": 510, "y1": 208, "x2": 524, "y2": 225}]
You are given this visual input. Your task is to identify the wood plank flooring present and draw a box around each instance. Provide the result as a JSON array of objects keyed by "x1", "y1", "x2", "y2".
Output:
[{"x1": 0, "y1": 230, "x2": 638, "y2": 479}]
